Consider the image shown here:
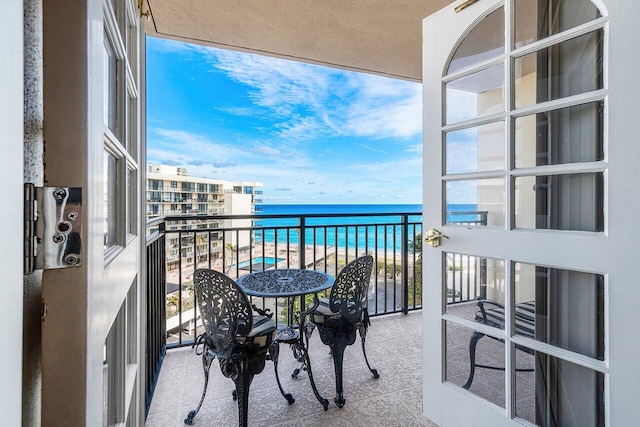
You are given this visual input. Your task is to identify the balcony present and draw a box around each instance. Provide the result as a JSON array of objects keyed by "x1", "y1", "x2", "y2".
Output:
[
  {"x1": 146, "y1": 312, "x2": 434, "y2": 426},
  {"x1": 145, "y1": 210, "x2": 495, "y2": 425}
]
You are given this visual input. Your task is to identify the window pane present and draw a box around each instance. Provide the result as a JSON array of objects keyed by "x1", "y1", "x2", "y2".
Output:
[
  {"x1": 446, "y1": 321, "x2": 505, "y2": 408},
  {"x1": 446, "y1": 179, "x2": 505, "y2": 228},
  {"x1": 445, "y1": 254, "x2": 505, "y2": 323},
  {"x1": 514, "y1": 347, "x2": 604, "y2": 425},
  {"x1": 445, "y1": 121, "x2": 505, "y2": 174},
  {"x1": 514, "y1": 262, "x2": 604, "y2": 359},
  {"x1": 127, "y1": 168, "x2": 136, "y2": 236},
  {"x1": 446, "y1": 63, "x2": 504, "y2": 124},
  {"x1": 514, "y1": 30, "x2": 603, "y2": 109},
  {"x1": 103, "y1": 36, "x2": 119, "y2": 135},
  {"x1": 514, "y1": 0, "x2": 601, "y2": 49},
  {"x1": 514, "y1": 173, "x2": 604, "y2": 231},
  {"x1": 515, "y1": 101, "x2": 604, "y2": 168},
  {"x1": 447, "y1": 7, "x2": 504, "y2": 74},
  {"x1": 127, "y1": 95, "x2": 137, "y2": 155},
  {"x1": 127, "y1": 21, "x2": 138, "y2": 81},
  {"x1": 104, "y1": 152, "x2": 118, "y2": 250}
]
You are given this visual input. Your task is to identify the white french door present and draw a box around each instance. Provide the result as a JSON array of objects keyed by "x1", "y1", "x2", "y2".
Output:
[
  {"x1": 41, "y1": 0, "x2": 145, "y2": 425},
  {"x1": 422, "y1": 0, "x2": 640, "y2": 425}
]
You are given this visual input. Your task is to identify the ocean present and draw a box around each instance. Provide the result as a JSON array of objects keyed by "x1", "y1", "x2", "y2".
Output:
[{"x1": 255, "y1": 204, "x2": 477, "y2": 251}]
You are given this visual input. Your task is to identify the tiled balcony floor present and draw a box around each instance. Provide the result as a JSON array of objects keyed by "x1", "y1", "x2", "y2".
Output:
[
  {"x1": 146, "y1": 311, "x2": 436, "y2": 427},
  {"x1": 146, "y1": 307, "x2": 525, "y2": 426}
]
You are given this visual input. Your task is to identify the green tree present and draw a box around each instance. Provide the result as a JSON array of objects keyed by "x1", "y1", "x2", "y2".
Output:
[
  {"x1": 408, "y1": 232, "x2": 422, "y2": 306},
  {"x1": 225, "y1": 243, "x2": 237, "y2": 273}
]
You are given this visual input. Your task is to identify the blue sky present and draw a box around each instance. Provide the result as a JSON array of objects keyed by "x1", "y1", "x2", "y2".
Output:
[{"x1": 146, "y1": 37, "x2": 423, "y2": 205}]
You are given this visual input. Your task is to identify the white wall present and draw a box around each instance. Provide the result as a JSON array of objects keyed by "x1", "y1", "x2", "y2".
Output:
[
  {"x1": 0, "y1": 0, "x2": 24, "y2": 425},
  {"x1": 224, "y1": 193, "x2": 253, "y2": 249}
]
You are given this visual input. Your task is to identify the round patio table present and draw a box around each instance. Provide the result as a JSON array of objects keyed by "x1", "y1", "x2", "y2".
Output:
[{"x1": 237, "y1": 268, "x2": 334, "y2": 410}]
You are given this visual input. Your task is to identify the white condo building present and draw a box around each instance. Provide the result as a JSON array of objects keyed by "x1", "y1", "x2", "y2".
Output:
[
  {"x1": 146, "y1": 164, "x2": 263, "y2": 217},
  {"x1": 146, "y1": 164, "x2": 263, "y2": 270}
]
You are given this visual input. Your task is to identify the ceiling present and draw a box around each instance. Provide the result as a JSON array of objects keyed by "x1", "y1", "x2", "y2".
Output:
[{"x1": 145, "y1": 0, "x2": 457, "y2": 82}]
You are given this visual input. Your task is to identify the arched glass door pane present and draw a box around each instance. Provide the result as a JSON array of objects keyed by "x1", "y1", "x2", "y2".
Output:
[
  {"x1": 515, "y1": 0, "x2": 602, "y2": 49},
  {"x1": 446, "y1": 7, "x2": 504, "y2": 75}
]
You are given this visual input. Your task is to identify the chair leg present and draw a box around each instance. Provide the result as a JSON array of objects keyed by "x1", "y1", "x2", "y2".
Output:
[
  {"x1": 358, "y1": 325, "x2": 379, "y2": 379},
  {"x1": 269, "y1": 341, "x2": 295, "y2": 404},
  {"x1": 462, "y1": 331, "x2": 484, "y2": 390},
  {"x1": 331, "y1": 343, "x2": 347, "y2": 408},
  {"x1": 231, "y1": 357, "x2": 254, "y2": 427},
  {"x1": 184, "y1": 351, "x2": 215, "y2": 425}
]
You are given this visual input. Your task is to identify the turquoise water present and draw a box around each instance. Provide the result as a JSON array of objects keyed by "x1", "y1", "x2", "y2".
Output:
[
  {"x1": 255, "y1": 204, "x2": 422, "y2": 252},
  {"x1": 254, "y1": 204, "x2": 478, "y2": 251}
]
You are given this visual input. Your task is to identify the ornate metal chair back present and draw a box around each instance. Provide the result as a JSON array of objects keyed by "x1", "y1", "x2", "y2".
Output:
[
  {"x1": 329, "y1": 255, "x2": 374, "y2": 324},
  {"x1": 193, "y1": 269, "x2": 253, "y2": 355}
]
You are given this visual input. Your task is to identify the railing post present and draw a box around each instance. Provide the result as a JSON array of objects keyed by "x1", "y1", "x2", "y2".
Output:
[
  {"x1": 299, "y1": 216, "x2": 307, "y2": 315},
  {"x1": 402, "y1": 214, "x2": 409, "y2": 315},
  {"x1": 299, "y1": 216, "x2": 306, "y2": 269},
  {"x1": 479, "y1": 213, "x2": 488, "y2": 301}
]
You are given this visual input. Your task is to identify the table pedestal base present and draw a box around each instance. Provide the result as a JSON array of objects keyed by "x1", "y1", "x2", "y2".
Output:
[{"x1": 275, "y1": 326, "x2": 329, "y2": 411}]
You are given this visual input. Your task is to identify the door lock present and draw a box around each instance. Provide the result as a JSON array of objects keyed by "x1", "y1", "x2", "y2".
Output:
[{"x1": 424, "y1": 228, "x2": 449, "y2": 247}]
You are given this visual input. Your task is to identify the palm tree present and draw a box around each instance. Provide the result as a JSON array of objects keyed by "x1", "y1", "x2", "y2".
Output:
[
  {"x1": 225, "y1": 243, "x2": 237, "y2": 274},
  {"x1": 194, "y1": 232, "x2": 209, "y2": 269},
  {"x1": 408, "y1": 232, "x2": 423, "y2": 304},
  {"x1": 408, "y1": 232, "x2": 422, "y2": 255}
]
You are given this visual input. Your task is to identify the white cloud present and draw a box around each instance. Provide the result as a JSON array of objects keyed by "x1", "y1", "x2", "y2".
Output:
[
  {"x1": 147, "y1": 37, "x2": 425, "y2": 204},
  {"x1": 162, "y1": 41, "x2": 423, "y2": 142},
  {"x1": 252, "y1": 146, "x2": 281, "y2": 157}
]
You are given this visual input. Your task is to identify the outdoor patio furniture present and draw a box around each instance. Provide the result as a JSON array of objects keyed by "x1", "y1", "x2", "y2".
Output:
[
  {"x1": 309, "y1": 255, "x2": 379, "y2": 408},
  {"x1": 463, "y1": 300, "x2": 535, "y2": 390},
  {"x1": 184, "y1": 269, "x2": 291, "y2": 427},
  {"x1": 237, "y1": 268, "x2": 335, "y2": 410}
]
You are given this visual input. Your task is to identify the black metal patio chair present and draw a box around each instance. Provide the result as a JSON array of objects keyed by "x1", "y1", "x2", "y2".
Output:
[
  {"x1": 184, "y1": 269, "x2": 292, "y2": 427},
  {"x1": 308, "y1": 255, "x2": 379, "y2": 408},
  {"x1": 463, "y1": 299, "x2": 535, "y2": 390}
]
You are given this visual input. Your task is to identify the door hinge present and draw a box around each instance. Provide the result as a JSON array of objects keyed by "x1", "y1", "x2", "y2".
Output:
[{"x1": 24, "y1": 184, "x2": 83, "y2": 274}]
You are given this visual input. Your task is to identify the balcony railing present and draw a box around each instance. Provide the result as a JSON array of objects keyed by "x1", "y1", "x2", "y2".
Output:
[{"x1": 144, "y1": 208, "x2": 487, "y2": 415}]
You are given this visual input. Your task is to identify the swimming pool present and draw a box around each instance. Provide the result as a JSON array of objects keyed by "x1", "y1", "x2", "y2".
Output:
[{"x1": 235, "y1": 256, "x2": 285, "y2": 270}]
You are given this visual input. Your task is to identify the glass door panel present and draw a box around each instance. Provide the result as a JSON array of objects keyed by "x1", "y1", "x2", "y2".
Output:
[
  {"x1": 445, "y1": 321, "x2": 506, "y2": 408},
  {"x1": 446, "y1": 121, "x2": 505, "y2": 174},
  {"x1": 514, "y1": 0, "x2": 601, "y2": 49},
  {"x1": 446, "y1": 179, "x2": 505, "y2": 228},
  {"x1": 445, "y1": 253, "x2": 505, "y2": 323},
  {"x1": 447, "y1": 6, "x2": 505, "y2": 74},
  {"x1": 514, "y1": 30, "x2": 603, "y2": 109},
  {"x1": 103, "y1": 36, "x2": 119, "y2": 136},
  {"x1": 104, "y1": 151, "x2": 119, "y2": 251},
  {"x1": 514, "y1": 262, "x2": 605, "y2": 359},
  {"x1": 445, "y1": 63, "x2": 505, "y2": 124},
  {"x1": 514, "y1": 101, "x2": 604, "y2": 168},
  {"x1": 514, "y1": 173, "x2": 604, "y2": 232},
  {"x1": 514, "y1": 348, "x2": 605, "y2": 425}
]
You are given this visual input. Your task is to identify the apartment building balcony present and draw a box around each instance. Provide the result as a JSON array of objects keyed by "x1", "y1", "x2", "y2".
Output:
[{"x1": 144, "y1": 210, "x2": 499, "y2": 426}]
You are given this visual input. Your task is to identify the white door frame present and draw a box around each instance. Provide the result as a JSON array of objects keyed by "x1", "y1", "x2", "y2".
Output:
[
  {"x1": 0, "y1": 0, "x2": 24, "y2": 424},
  {"x1": 422, "y1": 0, "x2": 640, "y2": 425}
]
